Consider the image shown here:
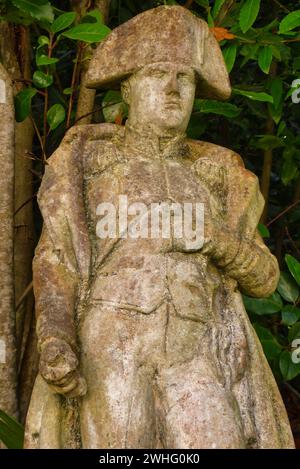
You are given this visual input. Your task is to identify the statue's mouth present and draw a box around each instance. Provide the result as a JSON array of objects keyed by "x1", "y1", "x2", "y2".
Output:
[{"x1": 165, "y1": 101, "x2": 181, "y2": 109}]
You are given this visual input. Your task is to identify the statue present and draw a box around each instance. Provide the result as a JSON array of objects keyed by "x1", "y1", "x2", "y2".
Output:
[{"x1": 24, "y1": 6, "x2": 295, "y2": 449}]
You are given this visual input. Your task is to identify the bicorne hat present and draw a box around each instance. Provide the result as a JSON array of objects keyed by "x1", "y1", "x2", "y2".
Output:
[{"x1": 85, "y1": 5, "x2": 231, "y2": 100}]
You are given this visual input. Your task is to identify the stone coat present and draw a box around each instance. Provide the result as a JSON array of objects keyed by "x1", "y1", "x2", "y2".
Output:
[{"x1": 24, "y1": 124, "x2": 295, "y2": 448}]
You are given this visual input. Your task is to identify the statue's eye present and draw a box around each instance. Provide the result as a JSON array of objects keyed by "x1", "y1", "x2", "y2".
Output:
[
  {"x1": 178, "y1": 73, "x2": 191, "y2": 82},
  {"x1": 150, "y1": 70, "x2": 166, "y2": 78}
]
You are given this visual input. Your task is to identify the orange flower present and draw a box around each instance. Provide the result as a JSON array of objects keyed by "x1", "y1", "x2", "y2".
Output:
[
  {"x1": 210, "y1": 27, "x2": 235, "y2": 42},
  {"x1": 115, "y1": 114, "x2": 123, "y2": 125}
]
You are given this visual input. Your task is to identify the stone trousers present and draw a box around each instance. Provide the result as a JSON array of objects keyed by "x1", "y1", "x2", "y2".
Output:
[{"x1": 79, "y1": 299, "x2": 246, "y2": 449}]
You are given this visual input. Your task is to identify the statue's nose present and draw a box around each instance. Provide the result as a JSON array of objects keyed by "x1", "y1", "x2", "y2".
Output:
[{"x1": 164, "y1": 72, "x2": 180, "y2": 95}]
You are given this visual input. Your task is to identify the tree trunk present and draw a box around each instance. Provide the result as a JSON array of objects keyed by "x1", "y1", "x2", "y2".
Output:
[
  {"x1": 0, "y1": 64, "x2": 17, "y2": 418},
  {"x1": 74, "y1": 0, "x2": 111, "y2": 125},
  {"x1": 0, "y1": 22, "x2": 37, "y2": 422}
]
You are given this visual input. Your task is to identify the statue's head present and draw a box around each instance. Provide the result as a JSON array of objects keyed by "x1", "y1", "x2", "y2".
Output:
[
  {"x1": 86, "y1": 6, "x2": 231, "y2": 133},
  {"x1": 121, "y1": 62, "x2": 196, "y2": 133}
]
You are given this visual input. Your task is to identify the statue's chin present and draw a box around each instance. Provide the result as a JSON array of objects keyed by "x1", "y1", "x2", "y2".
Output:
[{"x1": 155, "y1": 119, "x2": 187, "y2": 134}]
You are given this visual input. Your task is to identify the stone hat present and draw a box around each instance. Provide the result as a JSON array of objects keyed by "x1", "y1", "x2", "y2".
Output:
[{"x1": 85, "y1": 5, "x2": 231, "y2": 100}]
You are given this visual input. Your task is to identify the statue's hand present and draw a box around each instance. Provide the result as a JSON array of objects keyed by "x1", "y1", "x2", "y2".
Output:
[{"x1": 39, "y1": 338, "x2": 87, "y2": 398}]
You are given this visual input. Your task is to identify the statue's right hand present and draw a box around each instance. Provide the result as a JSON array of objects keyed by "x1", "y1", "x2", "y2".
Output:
[{"x1": 39, "y1": 338, "x2": 87, "y2": 398}]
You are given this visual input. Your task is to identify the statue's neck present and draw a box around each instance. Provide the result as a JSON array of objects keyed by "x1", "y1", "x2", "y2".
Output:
[{"x1": 123, "y1": 122, "x2": 187, "y2": 159}]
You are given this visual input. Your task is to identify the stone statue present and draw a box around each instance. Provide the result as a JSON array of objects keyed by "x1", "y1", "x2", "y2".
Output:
[{"x1": 25, "y1": 6, "x2": 295, "y2": 449}]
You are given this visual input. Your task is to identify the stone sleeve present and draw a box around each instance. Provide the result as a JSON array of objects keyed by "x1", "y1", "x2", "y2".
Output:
[
  {"x1": 203, "y1": 227, "x2": 280, "y2": 298},
  {"x1": 33, "y1": 225, "x2": 79, "y2": 353}
]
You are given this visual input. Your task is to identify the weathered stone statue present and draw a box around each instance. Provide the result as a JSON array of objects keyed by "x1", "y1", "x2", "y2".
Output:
[{"x1": 25, "y1": 6, "x2": 295, "y2": 448}]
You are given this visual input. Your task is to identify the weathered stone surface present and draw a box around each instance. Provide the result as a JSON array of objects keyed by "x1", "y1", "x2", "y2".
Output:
[
  {"x1": 0, "y1": 64, "x2": 17, "y2": 418},
  {"x1": 85, "y1": 6, "x2": 231, "y2": 100},
  {"x1": 25, "y1": 6, "x2": 294, "y2": 449}
]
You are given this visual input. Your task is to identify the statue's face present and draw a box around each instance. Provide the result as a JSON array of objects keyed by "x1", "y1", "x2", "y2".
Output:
[{"x1": 123, "y1": 62, "x2": 196, "y2": 133}]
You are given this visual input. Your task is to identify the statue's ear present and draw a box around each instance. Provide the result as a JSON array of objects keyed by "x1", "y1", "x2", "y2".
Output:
[{"x1": 121, "y1": 78, "x2": 131, "y2": 105}]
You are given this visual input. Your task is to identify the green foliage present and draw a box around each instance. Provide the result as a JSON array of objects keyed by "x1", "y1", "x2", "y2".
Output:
[
  {"x1": 193, "y1": 99, "x2": 241, "y2": 117},
  {"x1": 102, "y1": 90, "x2": 128, "y2": 123},
  {"x1": 233, "y1": 88, "x2": 273, "y2": 103},
  {"x1": 14, "y1": 88, "x2": 37, "y2": 122},
  {"x1": 239, "y1": 0, "x2": 261, "y2": 33},
  {"x1": 257, "y1": 223, "x2": 270, "y2": 238},
  {"x1": 277, "y1": 272, "x2": 299, "y2": 303},
  {"x1": 223, "y1": 44, "x2": 238, "y2": 73},
  {"x1": 244, "y1": 255, "x2": 300, "y2": 382},
  {"x1": 50, "y1": 11, "x2": 76, "y2": 33},
  {"x1": 33, "y1": 70, "x2": 53, "y2": 88},
  {"x1": 0, "y1": 410, "x2": 24, "y2": 449},
  {"x1": 286, "y1": 254, "x2": 300, "y2": 285},
  {"x1": 36, "y1": 54, "x2": 58, "y2": 66},
  {"x1": 280, "y1": 351, "x2": 300, "y2": 381},
  {"x1": 62, "y1": 23, "x2": 111, "y2": 43},
  {"x1": 258, "y1": 45, "x2": 273, "y2": 74},
  {"x1": 279, "y1": 10, "x2": 300, "y2": 34},
  {"x1": 243, "y1": 292, "x2": 283, "y2": 315},
  {"x1": 47, "y1": 103, "x2": 66, "y2": 130},
  {"x1": 11, "y1": 0, "x2": 54, "y2": 23}
]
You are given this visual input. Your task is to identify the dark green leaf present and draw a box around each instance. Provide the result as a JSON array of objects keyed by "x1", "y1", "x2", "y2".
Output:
[
  {"x1": 258, "y1": 46, "x2": 273, "y2": 74},
  {"x1": 277, "y1": 272, "x2": 299, "y2": 303},
  {"x1": 239, "y1": 0, "x2": 261, "y2": 33},
  {"x1": 279, "y1": 350, "x2": 300, "y2": 381},
  {"x1": 11, "y1": 0, "x2": 54, "y2": 23},
  {"x1": 193, "y1": 99, "x2": 241, "y2": 118},
  {"x1": 279, "y1": 10, "x2": 300, "y2": 34},
  {"x1": 270, "y1": 78, "x2": 283, "y2": 110},
  {"x1": 293, "y1": 57, "x2": 300, "y2": 71},
  {"x1": 282, "y1": 305, "x2": 300, "y2": 326},
  {"x1": 233, "y1": 88, "x2": 273, "y2": 103},
  {"x1": 82, "y1": 9, "x2": 103, "y2": 24},
  {"x1": 285, "y1": 79, "x2": 300, "y2": 100},
  {"x1": 4, "y1": 5, "x2": 34, "y2": 25},
  {"x1": 258, "y1": 223, "x2": 270, "y2": 238},
  {"x1": 51, "y1": 12, "x2": 76, "y2": 34},
  {"x1": 269, "y1": 102, "x2": 283, "y2": 125},
  {"x1": 33, "y1": 70, "x2": 53, "y2": 88},
  {"x1": 240, "y1": 43, "x2": 260, "y2": 65},
  {"x1": 102, "y1": 90, "x2": 127, "y2": 123},
  {"x1": 37, "y1": 35, "x2": 50, "y2": 47},
  {"x1": 212, "y1": 0, "x2": 226, "y2": 19},
  {"x1": 285, "y1": 255, "x2": 300, "y2": 286},
  {"x1": 253, "y1": 135, "x2": 285, "y2": 150},
  {"x1": 62, "y1": 23, "x2": 111, "y2": 43},
  {"x1": 223, "y1": 44, "x2": 237, "y2": 73},
  {"x1": 47, "y1": 104, "x2": 66, "y2": 130},
  {"x1": 281, "y1": 150, "x2": 299, "y2": 186},
  {"x1": 0, "y1": 410, "x2": 24, "y2": 449},
  {"x1": 36, "y1": 54, "x2": 59, "y2": 66},
  {"x1": 187, "y1": 115, "x2": 207, "y2": 139},
  {"x1": 253, "y1": 323, "x2": 282, "y2": 360},
  {"x1": 194, "y1": 0, "x2": 209, "y2": 8},
  {"x1": 63, "y1": 87, "x2": 72, "y2": 95},
  {"x1": 14, "y1": 88, "x2": 37, "y2": 122},
  {"x1": 288, "y1": 322, "x2": 300, "y2": 342},
  {"x1": 243, "y1": 292, "x2": 283, "y2": 315}
]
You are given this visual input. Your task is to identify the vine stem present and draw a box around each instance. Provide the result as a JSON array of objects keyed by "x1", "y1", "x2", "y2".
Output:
[
  {"x1": 42, "y1": 32, "x2": 54, "y2": 157},
  {"x1": 66, "y1": 44, "x2": 83, "y2": 129},
  {"x1": 267, "y1": 199, "x2": 300, "y2": 227},
  {"x1": 31, "y1": 116, "x2": 47, "y2": 163},
  {"x1": 272, "y1": 0, "x2": 290, "y2": 13},
  {"x1": 260, "y1": 62, "x2": 277, "y2": 224},
  {"x1": 285, "y1": 227, "x2": 300, "y2": 258},
  {"x1": 184, "y1": 0, "x2": 193, "y2": 8}
]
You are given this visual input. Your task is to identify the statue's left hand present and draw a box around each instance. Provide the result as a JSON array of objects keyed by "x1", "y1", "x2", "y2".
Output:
[{"x1": 39, "y1": 337, "x2": 87, "y2": 398}]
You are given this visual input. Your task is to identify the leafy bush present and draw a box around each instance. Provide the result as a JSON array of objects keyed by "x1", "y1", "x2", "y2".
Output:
[
  {"x1": 0, "y1": 410, "x2": 24, "y2": 449},
  {"x1": 244, "y1": 254, "x2": 300, "y2": 381}
]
